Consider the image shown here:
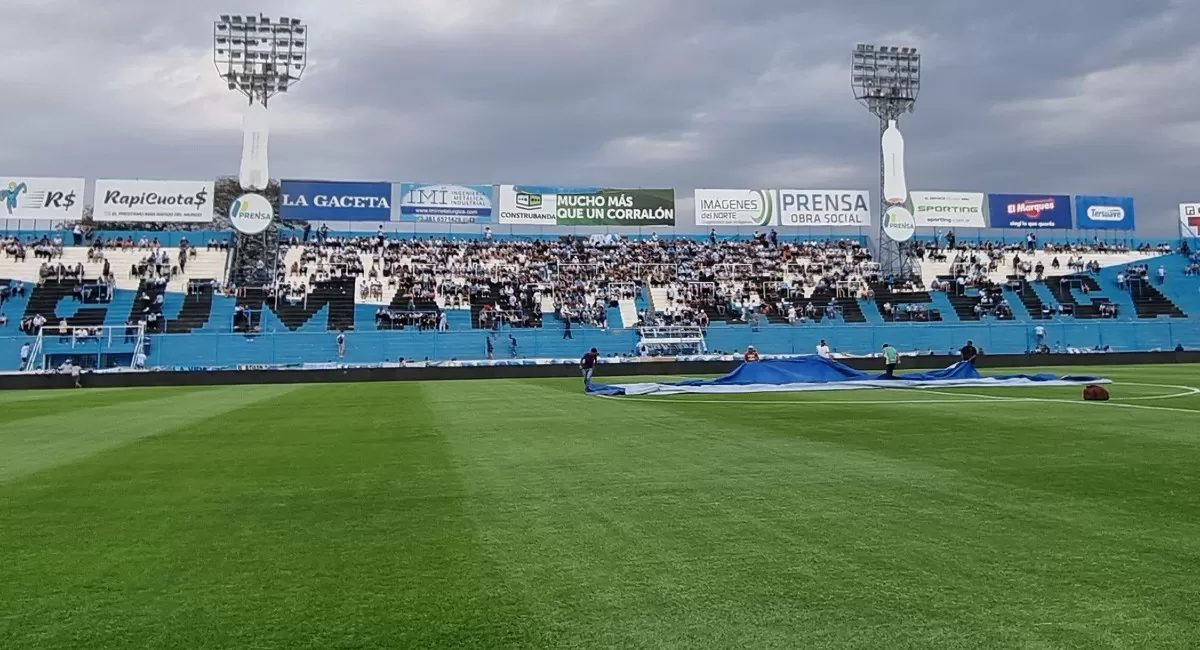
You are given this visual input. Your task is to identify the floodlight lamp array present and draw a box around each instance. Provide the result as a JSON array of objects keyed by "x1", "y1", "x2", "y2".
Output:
[
  {"x1": 850, "y1": 43, "x2": 921, "y2": 117},
  {"x1": 214, "y1": 14, "x2": 307, "y2": 103}
]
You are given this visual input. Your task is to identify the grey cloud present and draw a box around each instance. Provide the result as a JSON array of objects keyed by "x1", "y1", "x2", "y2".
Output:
[{"x1": 2, "y1": 0, "x2": 1195, "y2": 235}]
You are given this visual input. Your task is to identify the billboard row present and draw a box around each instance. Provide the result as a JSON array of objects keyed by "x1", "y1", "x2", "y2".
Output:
[
  {"x1": 92, "y1": 180, "x2": 215, "y2": 223},
  {"x1": 1074, "y1": 195, "x2": 1135, "y2": 230},
  {"x1": 986, "y1": 193, "x2": 1072, "y2": 229},
  {"x1": 0, "y1": 177, "x2": 85, "y2": 221},
  {"x1": 498, "y1": 186, "x2": 675, "y2": 226},
  {"x1": 280, "y1": 180, "x2": 391, "y2": 222}
]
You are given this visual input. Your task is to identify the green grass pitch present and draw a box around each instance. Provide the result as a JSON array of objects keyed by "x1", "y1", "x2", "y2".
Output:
[{"x1": 3, "y1": 364, "x2": 1200, "y2": 649}]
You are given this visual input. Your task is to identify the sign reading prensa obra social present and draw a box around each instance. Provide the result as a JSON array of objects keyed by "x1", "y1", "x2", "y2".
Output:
[
  {"x1": 776, "y1": 190, "x2": 871, "y2": 227},
  {"x1": 280, "y1": 180, "x2": 392, "y2": 221},
  {"x1": 498, "y1": 186, "x2": 675, "y2": 226},
  {"x1": 907, "y1": 191, "x2": 987, "y2": 228},
  {"x1": 92, "y1": 179, "x2": 215, "y2": 222},
  {"x1": 693, "y1": 189, "x2": 775, "y2": 227},
  {"x1": 1, "y1": 177, "x2": 85, "y2": 221},
  {"x1": 395, "y1": 183, "x2": 495, "y2": 223}
]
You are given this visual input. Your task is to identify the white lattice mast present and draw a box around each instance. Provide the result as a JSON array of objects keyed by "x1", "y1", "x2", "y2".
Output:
[
  {"x1": 851, "y1": 43, "x2": 921, "y2": 278},
  {"x1": 214, "y1": 14, "x2": 308, "y2": 191}
]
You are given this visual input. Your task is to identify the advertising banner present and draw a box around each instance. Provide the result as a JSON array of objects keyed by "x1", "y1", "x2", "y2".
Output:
[
  {"x1": 280, "y1": 180, "x2": 392, "y2": 222},
  {"x1": 92, "y1": 179, "x2": 215, "y2": 222},
  {"x1": 907, "y1": 191, "x2": 986, "y2": 228},
  {"x1": 0, "y1": 177, "x2": 85, "y2": 220},
  {"x1": 497, "y1": 185, "x2": 557, "y2": 225},
  {"x1": 776, "y1": 190, "x2": 871, "y2": 227},
  {"x1": 986, "y1": 193, "x2": 1072, "y2": 229},
  {"x1": 501, "y1": 186, "x2": 674, "y2": 226},
  {"x1": 395, "y1": 183, "x2": 495, "y2": 223},
  {"x1": 1180, "y1": 203, "x2": 1200, "y2": 238},
  {"x1": 1074, "y1": 195, "x2": 1135, "y2": 230},
  {"x1": 693, "y1": 189, "x2": 775, "y2": 226}
]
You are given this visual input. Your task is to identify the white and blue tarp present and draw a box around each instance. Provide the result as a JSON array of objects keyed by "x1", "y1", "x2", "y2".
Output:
[{"x1": 587, "y1": 356, "x2": 1109, "y2": 396}]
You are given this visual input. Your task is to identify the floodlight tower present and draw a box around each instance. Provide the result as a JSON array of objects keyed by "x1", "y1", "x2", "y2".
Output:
[
  {"x1": 851, "y1": 43, "x2": 921, "y2": 278},
  {"x1": 214, "y1": 14, "x2": 307, "y2": 191}
]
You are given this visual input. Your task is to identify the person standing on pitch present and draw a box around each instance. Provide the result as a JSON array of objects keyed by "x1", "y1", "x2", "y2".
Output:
[
  {"x1": 816, "y1": 339, "x2": 832, "y2": 359},
  {"x1": 960, "y1": 340, "x2": 978, "y2": 364},
  {"x1": 882, "y1": 343, "x2": 899, "y2": 379},
  {"x1": 580, "y1": 347, "x2": 599, "y2": 389}
]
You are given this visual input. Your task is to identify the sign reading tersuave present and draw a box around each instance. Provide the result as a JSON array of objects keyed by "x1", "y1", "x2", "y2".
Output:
[
  {"x1": 986, "y1": 193, "x2": 1072, "y2": 229},
  {"x1": 693, "y1": 189, "x2": 775, "y2": 226},
  {"x1": 1074, "y1": 195, "x2": 1135, "y2": 230},
  {"x1": 396, "y1": 183, "x2": 494, "y2": 223},
  {"x1": 776, "y1": 190, "x2": 871, "y2": 227},
  {"x1": 907, "y1": 191, "x2": 986, "y2": 228},
  {"x1": 0, "y1": 177, "x2": 85, "y2": 220},
  {"x1": 92, "y1": 180, "x2": 215, "y2": 222},
  {"x1": 280, "y1": 180, "x2": 391, "y2": 221}
]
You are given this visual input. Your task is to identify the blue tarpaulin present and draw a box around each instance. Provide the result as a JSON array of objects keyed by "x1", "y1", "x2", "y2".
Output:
[{"x1": 587, "y1": 356, "x2": 1108, "y2": 396}]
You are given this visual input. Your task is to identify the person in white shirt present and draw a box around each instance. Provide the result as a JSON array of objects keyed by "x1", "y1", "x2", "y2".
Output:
[{"x1": 816, "y1": 339, "x2": 832, "y2": 359}]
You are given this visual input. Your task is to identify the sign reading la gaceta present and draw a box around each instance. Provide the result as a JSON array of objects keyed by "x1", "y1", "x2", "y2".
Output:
[
  {"x1": 92, "y1": 179, "x2": 215, "y2": 222},
  {"x1": 693, "y1": 189, "x2": 775, "y2": 226},
  {"x1": 776, "y1": 190, "x2": 871, "y2": 227},
  {"x1": 280, "y1": 180, "x2": 392, "y2": 222}
]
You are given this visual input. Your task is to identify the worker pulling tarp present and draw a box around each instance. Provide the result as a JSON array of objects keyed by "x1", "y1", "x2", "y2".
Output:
[{"x1": 587, "y1": 356, "x2": 1109, "y2": 396}]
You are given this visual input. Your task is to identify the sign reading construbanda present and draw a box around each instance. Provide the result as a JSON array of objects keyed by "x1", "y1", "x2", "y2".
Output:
[
  {"x1": 92, "y1": 179, "x2": 215, "y2": 222},
  {"x1": 776, "y1": 190, "x2": 871, "y2": 227},
  {"x1": 693, "y1": 189, "x2": 775, "y2": 226}
]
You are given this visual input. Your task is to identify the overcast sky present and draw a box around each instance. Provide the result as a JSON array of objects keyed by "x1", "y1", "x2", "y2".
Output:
[{"x1": 2, "y1": 0, "x2": 1196, "y2": 234}]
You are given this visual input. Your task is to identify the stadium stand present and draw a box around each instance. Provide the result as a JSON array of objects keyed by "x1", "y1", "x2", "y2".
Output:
[{"x1": 2, "y1": 231, "x2": 1198, "y2": 370}]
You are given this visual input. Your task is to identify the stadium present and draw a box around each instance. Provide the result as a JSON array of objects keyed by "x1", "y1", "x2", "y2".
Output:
[{"x1": 4, "y1": 6, "x2": 1200, "y2": 650}]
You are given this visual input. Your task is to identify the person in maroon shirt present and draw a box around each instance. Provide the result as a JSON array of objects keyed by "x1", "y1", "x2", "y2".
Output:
[{"x1": 580, "y1": 348, "x2": 599, "y2": 388}]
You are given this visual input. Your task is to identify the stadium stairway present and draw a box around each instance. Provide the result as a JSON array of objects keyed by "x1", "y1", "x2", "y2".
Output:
[
  {"x1": 618, "y1": 298, "x2": 638, "y2": 328},
  {"x1": 1000, "y1": 288, "x2": 1034, "y2": 321},
  {"x1": 856, "y1": 298, "x2": 885, "y2": 324}
]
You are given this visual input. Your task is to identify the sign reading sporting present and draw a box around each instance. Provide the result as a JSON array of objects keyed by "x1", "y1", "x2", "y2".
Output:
[
  {"x1": 1074, "y1": 195, "x2": 1135, "y2": 230},
  {"x1": 776, "y1": 190, "x2": 871, "y2": 227},
  {"x1": 693, "y1": 189, "x2": 775, "y2": 226},
  {"x1": 986, "y1": 193, "x2": 1072, "y2": 229},
  {"x1": 907, "y1": 191, "x2": 986, "y2": 228},
  {"x1": 92, "y1": 179, "x2": 215, "y2": 222},
  {"x1": 396, "y1": 183, "x2": 495, "y2": 223},
  {"x1": 0, "y1": 177, "x2": 85, "y2": 221},
  {"x1": 280, "y1": 180, "x2": 391, "y2": 222}
]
